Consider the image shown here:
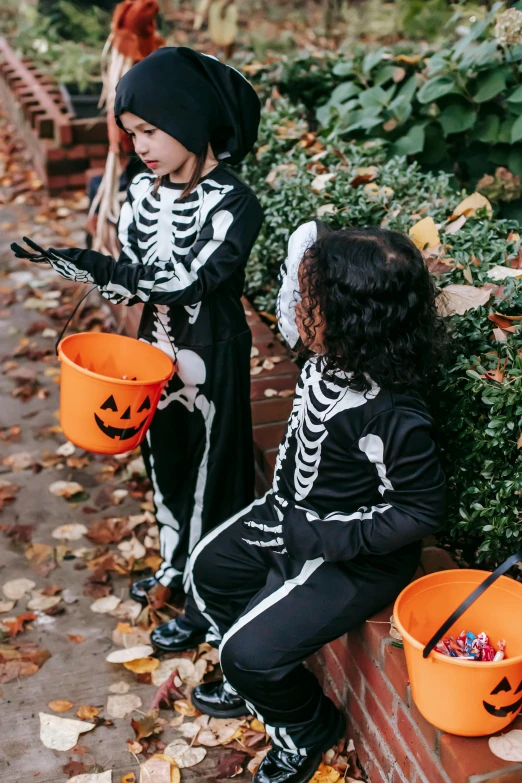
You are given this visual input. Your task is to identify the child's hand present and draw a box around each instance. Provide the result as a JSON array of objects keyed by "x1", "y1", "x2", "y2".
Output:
[
  {"x1": 11, "y1": 237, "x2": 95, "y2": 284},
  {"x1": 241, "y1": 519, "x2": 287, "y2": 554}
]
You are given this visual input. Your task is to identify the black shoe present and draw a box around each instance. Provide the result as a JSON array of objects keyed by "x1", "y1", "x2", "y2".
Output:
[
  {"x1": 151, "y1": 616, "x2": 207, "y2": 652},
  {"x1": 129, "y1": 576, "x2": 160, "y2": 606},
  {"x1": 254, "y1": 748, "x2": 323, "y2": 783},
  {"x1": 190, "y1": 680, "x2": 248, "y2": 718}
]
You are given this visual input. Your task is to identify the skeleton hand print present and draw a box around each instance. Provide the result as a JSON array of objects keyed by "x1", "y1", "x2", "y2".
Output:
[{"x1": 11, "y1": 237, "x2": 95, "y2": 283}]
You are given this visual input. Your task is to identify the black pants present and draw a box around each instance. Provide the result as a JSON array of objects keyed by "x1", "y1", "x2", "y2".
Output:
[
  {"x1": 184, "y1": 491, "x2": 421, "y2": 754},
  {"x1": 141, "y1": 331, "x2": 255, "y2": 585}
]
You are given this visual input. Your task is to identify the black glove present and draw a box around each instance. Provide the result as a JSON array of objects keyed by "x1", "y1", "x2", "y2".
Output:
[{"x1": 11, "y1": 237, "x2": 95, "y2": 284}]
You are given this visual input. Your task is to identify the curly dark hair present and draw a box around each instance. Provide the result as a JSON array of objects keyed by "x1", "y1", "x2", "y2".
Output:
[{"x1": 298, "y1": 226, "x2": 448, "y2": 393}]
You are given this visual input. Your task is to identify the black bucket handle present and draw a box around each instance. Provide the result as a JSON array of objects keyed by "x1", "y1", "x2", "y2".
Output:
[
  {"x1": 423, "y1": 549, "x2": 522, "y2": 659},
  {"x1": 54, "y1": 285, "x2": 98, "y2": 355}
]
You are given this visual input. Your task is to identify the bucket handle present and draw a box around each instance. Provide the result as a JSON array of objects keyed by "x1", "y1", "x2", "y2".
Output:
[
  {"x1": 422, "y1": 549, "x2": 522, "y2": 659},
  {"x1": 54, "y1": 285, "x2": 98, "y2": 355}
]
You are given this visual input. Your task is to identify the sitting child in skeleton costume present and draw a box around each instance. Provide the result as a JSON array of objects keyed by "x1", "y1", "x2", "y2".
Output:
[{"x1": 128, "y1": 220, "x2": 445, "y2": 783}]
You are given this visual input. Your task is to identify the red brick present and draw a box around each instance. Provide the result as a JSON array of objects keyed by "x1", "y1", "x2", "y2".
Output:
[
  {"x1": 359, "y1": 605, "x2": 393, "y2": 663},
  {"x1": 440, "y1": 733, "x2": 522, "y2": 783},
  {"x1": 251, "y1": 398, "x2": 293, "y2": 426},
  {"x1": 47, "y1": 174, "x2": 68, "y2": 189},
  {"x1": 349, "y1": 634, "x2": 395, "y2": 717},
  {"x1": 328, "y1": 636, "x2": 350, "y2": 673},
  {"x1": 321, "y1": 643, "x2": 350, "y2": 701},
  {"x1": 365, "y1": 688, "x2": 413, "y2": 781},
  {"x1": 254, "y1": 359, "x2": 300, "y2": 378},
  {"x1": 86, "y1": 142, "x2": 109, "y2": 156},
  {"x1": 363, "y1": 759, "x2": 386, "y2": 783},
  {"x1": 67, "y1": 172, "x2": 87, "y2": 187},
  {"x1": 250, "y1": 374, "x2": 298, "y2": 401},
  {"x1": 420, "y1": 546, "x2": 458, "y2": 574},
  {"x1": 383, "y1": 641, "x2": 410, "y2": 704},
  {"x1": 253, "y1": 421, "x2": 286, "y2": 451},
  {"x1": 249, "y1": 336, "x2": 288, "y2": 357},
  {"x1": 396, "y1": 706, "x2": 449, "y2": 783},
  {"x1": 408, "y1": 697, "x2": 440, "y2": 753},
  {"x1": 344, "y1": 689, "x2": 393, "y2": 777},
  {"x1": 66, "y1": 143, "x2": 87, "y2": 159},
  {"x1": 260, "y1": 448, "x2": 278, "y2": 476},
  {"x1": 485, "y1": 768, "x2": 522, "y2": 783}
]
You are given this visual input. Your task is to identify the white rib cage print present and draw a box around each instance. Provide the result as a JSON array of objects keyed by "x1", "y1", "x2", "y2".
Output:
[{"x1": 273, "y1": 360, "x2": 379, "y2": 502}]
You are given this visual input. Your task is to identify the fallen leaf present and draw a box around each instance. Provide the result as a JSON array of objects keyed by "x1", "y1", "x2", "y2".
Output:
[
  {"x1": 131, "y1": 710, "x2": 163, "y2": 741},
  {"x1": 0, "y1": 601, "x2": 15, "y2": 613},
  {"x1": 163, "y1": 740, "x2": 207, "y2": 768},
  {"x1": 313, "y1": 763, "x2": 341, "y2": 783},
  {"x1": 67, "y1": 634, "x2": 86, "y2": 644},
  {"x1": 3, "y1": 451, "x2": 38, "y2": 471},
  {"x1": 69, "y1": 773, "x2": 112, "y2": 783},
  {"x1": 151, "y1": 658, "x2": 196, "y2": 687},
  {"x1": 118, "y1": 537, "x2": 146, "y2": 560},
  {"x1": 211, "y1": 750, "x2": 248, "y2": 779},
  {"x1": 436, "y1": 284, "x2": 491, "y2": 316},
  {"x1": 247, "y1": 749, "x2": 269, "y2": 774},
  {"x1": 489, "y1": 729, "x2": 522, "y2": 761},
  {"x1": 173, "y1": 699, "x2": 197, "y2": 717},
  {"x1": 0, "y1": 481, "x2": 19, "y2": 511},
  {"x1": 2, "y1": 577, "x2": 36, "y2": 601},
  {"x1": 48, "y1": 699, "x2": 73, "y2": 712},
  {"x1": 121, "y1": 775, "x2": 136, "y2": 783},
  {"x1": 109, "y1": 681, "x2": 130, "y2": 694},
  {"x1": 39, "y1": 712, "x2": 96, "y2": 751},
  {"x1": 452, "y1": 192, "x2": 493, "y2": 219},
  {"x1": 63, "y1": 760, "x2": 90, "y2": 777},
  {"x1": 124, "y1": 657, "x2": 159, "y2": 674},
  {"x1": 363, "y1": 183, "x2": 394, "y2": 202},
  {"x1": 487, "y1": 265, "x2": 522, "y2": 281},
  {"x1": 150, "y1": 670, "x2": 185, "y2": 710},
  {"x1": 107, "y1": 645, "x2": 154, "y2": 663},
  {"x1": 77, "y1": 705, "x2": 102, "y2": 720},
  {"x1": 49, "y1": 481, "x2": 84, "y2": 499},
  {"x1": 27, "y1": 590, "x2": 62, "y2": 611},
  {"x1": 250, "y1": 718, "x2": 265, "y2": 733},
  {"x1": 409, "y1": 217, "x2": 440, "y2": 251},
  {"x1": 2, "y1": 611, "x2": 37, "y2": 636},
  {"x1": 91, "y1": 595, "x2": 122, "y2": 614},
  {"x1": 139, "y1": 757, "x2": 171, "y2": 783},
  {"x1": 264, "y1": 389, "x2": 278, "y2": 398},
  {"x1": 52, "y1": 523, "x2": 88, "y2": 541},
  {"x1": 311, "y1": 173, "x2": 335, "y2": 192},
  {"x1": 106, "y1": 693, "x2": 142, "y2": 719},
  {"x1": 316, "y1": 204, "x2": 337, "y2": 217}
]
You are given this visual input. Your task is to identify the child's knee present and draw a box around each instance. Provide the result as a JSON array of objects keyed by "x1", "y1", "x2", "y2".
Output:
[{"x1": 220, "y1": 632, "x2": 275, "y2": 692}]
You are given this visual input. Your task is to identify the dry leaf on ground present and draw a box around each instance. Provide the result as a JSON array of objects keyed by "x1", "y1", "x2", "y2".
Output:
[
  {"x1": 489, "y1": 730, "x2": 522, "y2": 761},
  {"x1": 312, "y1": 764, "x2": 341, "y2": 783},
  {"x1": 124, "y1": 657, "x2": 158, "y2": 674},
  {"x1": 39, "y1": 712, "x2": 96, "y2": 751},
  {"x1": 436, "y1": 285, "x2": 491, "y2": 316},
  {"x1": 452, "y1": 192, "x2": 493, "y2": 219},
  {"x1": 69, "y1": 773, "x2": 112, "y2": 783},
  {"x1": 408, "y1": 217, "x2": 440, "y2": 251},
  {"x1": 3, "y1": 578, "x2": 35, "y2": 600},
  {"x1": 107, "y1": 645, "x2": 154, "y2": 663},
  {"x1": 106, "y1": 693, "x2": 142, "y2": 719},
  {"x1": 27, "y1": 590, "x2": 62, "y2": 611},
  {"x1": 52, "y1": 523, "x2": 87, "y2": 541},
  {"x1": 0, "y1": 601, "x2": 15, "y2": 613},
  {"x1": 109, "y1": 681, "x2": 131, "y2": 694},
  {"x1": 172, "y1": 699, "x2": 197, "y2": 717},
  {"x1": 77, "y1": 706, "x2": 101, "y2": 720},
  {"x1": 91, "y1": 596, "x2": 121, "y2": 614},
  {"x1": 48, "y1": 699, "x2": 73, "y2": 712},
  {"x1": 487, "y1": 265, "x2": 522, "y2": 281},
  {"x1": 163, "y1": 740, "x2": 207, "y2": 768},
  {"x1": 49, "y1": 481, "x2": 84, "y2": 498},
  {"x1": 139, "y1": 756, "x2": 172, "y2": 783}
]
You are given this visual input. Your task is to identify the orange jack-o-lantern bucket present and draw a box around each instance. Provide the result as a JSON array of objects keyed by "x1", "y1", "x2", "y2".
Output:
[
  {"x1": 394, "y1": 557, "x2": 522, "y2": 737},
  {"x1": 58, "y1": 332, "x2": 174, "y2": 454}
]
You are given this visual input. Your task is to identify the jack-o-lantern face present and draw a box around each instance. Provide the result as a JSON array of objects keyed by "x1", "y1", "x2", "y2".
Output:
[
  {"x1": 94, "y1": 394, "x2": 151, "y2": 440},
  {"x1": 483, "y1": 676, "x2": 522, "y2": 718}
]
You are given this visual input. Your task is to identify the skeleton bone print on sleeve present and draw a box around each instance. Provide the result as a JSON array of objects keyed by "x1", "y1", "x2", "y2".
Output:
[{"x1": 96, "y1": 171, "x2": 262, "y2": 307}]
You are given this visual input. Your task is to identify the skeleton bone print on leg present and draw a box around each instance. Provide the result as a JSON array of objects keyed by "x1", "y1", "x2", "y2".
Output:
[
  {"x1": 158, "y1": 349, "x2": 216, "y2": 556},
  {"x1": 272, "y1": 359, "x2": 379, "y2": 502}
]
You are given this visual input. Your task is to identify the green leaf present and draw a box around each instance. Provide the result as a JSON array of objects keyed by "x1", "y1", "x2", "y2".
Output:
[
  {"x1": 508, "y1": 147, "x2": 522, "y2": 177},
  {"x1": 472, "y1": 114, "x2": 500, "y2": 143},
  {"x1": 390, "y1": 125, "x2": 425, "y2": 156},
  {"x1": 359, "y1": 86, "x2": 389, "y2": 109},
  {"x1": 439, "y1": 103, "x2": 477, "y2": 135},
  {"x1": 397, "y1": 75, "x2": 418, "y2": 103},
  {"x1": 473, "y1": 68, "x2": 506, "y2": 103},
  {"x1": 417, "y1": 76, "x2": 463, "y2": 104},
  {"x1": 512, "y1": 114, "x2": 522, "y2": 143},
  {"x1": 332, "y1": 60, "x2": 354, "y2": 77},
  {"x1": 373, "y1": 65, "x2": 397, "y2": 86},
  {"x1": 499, "y1": 117, "x2": 515, "y2": 143},
  {"x1": 389, "y1": 94, "x2": 412, "y2": 125},
  {"x1": 508, "y1": 85, "x2": 522, "y2": 103},
  {"x1": 362, "y1": 49, "x2": 385, "y2": 77},
  {"x1": 330, "y1": 81, "x2": 361, "y2": 104}
]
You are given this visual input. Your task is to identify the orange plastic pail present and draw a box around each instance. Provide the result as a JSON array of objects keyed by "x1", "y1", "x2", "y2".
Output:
[
  {"x1": 58, "y1": 332, "x2": 174, "y2": 455},
  {"x1": 393, "y1": 569, "x2": 522, "y2": 736}
]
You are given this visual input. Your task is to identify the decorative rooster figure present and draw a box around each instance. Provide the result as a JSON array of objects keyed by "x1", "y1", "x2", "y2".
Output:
[{"x1": 89, "y1": 0, "x2": 164, "y2": 255}]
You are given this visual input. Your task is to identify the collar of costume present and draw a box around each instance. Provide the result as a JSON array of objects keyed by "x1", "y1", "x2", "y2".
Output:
[{"x1": 114, "y1": 47, "x2": 260, "y2": 164}]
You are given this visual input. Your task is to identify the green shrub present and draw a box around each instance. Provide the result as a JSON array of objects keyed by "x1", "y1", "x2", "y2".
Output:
[{"x1": 240, "y1": 95, "x2": 522, "y2": 567}]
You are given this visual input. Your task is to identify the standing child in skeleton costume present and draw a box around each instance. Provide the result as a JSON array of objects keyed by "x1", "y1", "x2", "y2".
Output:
[
  {"x1": 11, "y1": 48, "x2": 263, "y2": 608},
  {"x1": 151, "y1": 223, "x2": 447, "y2": 783}
]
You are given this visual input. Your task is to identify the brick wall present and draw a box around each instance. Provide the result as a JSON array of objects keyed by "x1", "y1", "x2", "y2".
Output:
[{"x1": 111, "y1": 298, "x2": 522, "y2": 783}]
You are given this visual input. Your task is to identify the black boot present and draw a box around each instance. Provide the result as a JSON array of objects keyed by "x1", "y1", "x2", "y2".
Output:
[
  {"x1": 129, "y1": 576, "x2": 160, "y2": 606},
  {"x1": 151, "y1": 616, "x2": 207, "y2": 652},
  {"x1": 254, "y1": 749, "x2": 323, "y2": 783},
  {"x1": 190, "y1": 680, "x2": 248, "y2": 718}
]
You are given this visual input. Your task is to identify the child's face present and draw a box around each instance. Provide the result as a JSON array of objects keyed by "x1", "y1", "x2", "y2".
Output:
[
  {"x1": 295, "y1": 260, "x2": 326, "y2": 354},
  {"x1": 119, "y1": 112, "x2": 193, "y2": 177}
]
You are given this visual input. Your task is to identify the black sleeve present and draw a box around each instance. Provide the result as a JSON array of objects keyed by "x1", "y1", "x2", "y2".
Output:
[
  {"x1": 49, "y1": 191, "x2": 263, "y2": 306},
  {"x1": 282, "y1": 407, "x2": 446, "y2": 562}
]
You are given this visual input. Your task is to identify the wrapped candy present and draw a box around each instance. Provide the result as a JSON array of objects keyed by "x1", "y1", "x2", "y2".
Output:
[{"x1": 433, "y1": 630, "x2": 506, "y2": 661}]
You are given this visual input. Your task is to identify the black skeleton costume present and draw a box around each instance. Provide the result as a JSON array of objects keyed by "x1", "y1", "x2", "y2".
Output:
[
  {"x1": 12, "y1": 48, "x2": 263, "y2": 587},
  {"x1": 181, "y1": 220, "x2": 446, "y2": 754}
]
